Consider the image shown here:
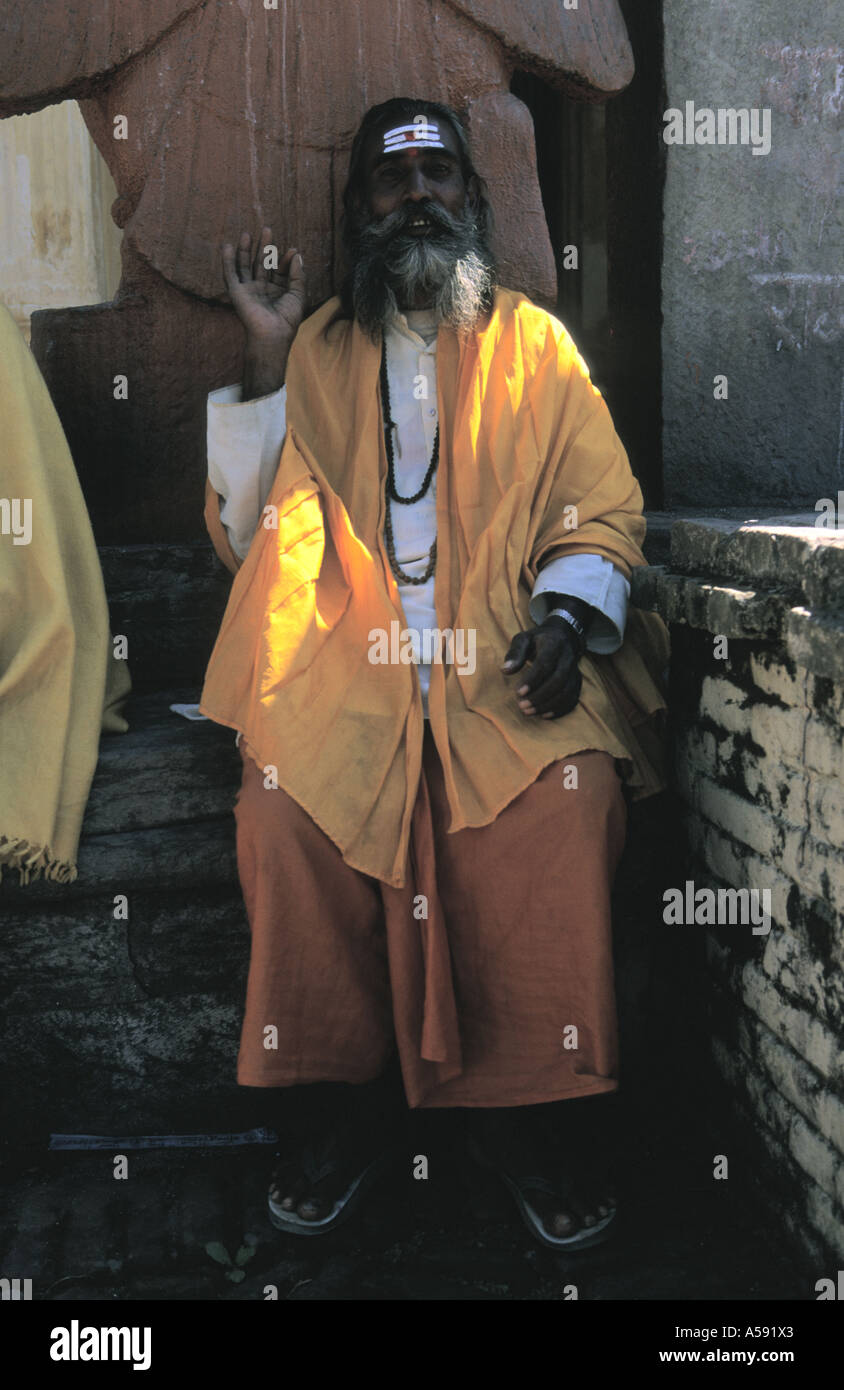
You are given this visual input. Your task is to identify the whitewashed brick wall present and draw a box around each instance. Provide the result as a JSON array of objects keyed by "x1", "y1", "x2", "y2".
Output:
[{"x1": 635, "y1": 515, "x2": 844, "y2": 1264}]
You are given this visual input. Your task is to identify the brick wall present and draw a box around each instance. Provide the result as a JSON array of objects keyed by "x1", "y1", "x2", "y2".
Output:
[{"x1": 635, "y1": 515, "x2": 844, "y2": 1264}]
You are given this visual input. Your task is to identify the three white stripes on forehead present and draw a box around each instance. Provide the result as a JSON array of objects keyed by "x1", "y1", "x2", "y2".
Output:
[{"x1": 383, "y1": 117, "x2": 445, "y2": 153}]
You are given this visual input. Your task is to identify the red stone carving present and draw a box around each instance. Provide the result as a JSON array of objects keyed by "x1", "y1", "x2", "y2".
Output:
[
  {"x1": 0, "y1": 0, "x2": 633, "y2": 540},
  {"x1": 0, "y1": 0, "x2": 632, "y2": 303}
]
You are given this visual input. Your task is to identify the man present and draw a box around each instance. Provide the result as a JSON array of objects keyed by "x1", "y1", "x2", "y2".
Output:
[{"x1": 201, "y1": 98, "x2": 668, "y2": 1249}]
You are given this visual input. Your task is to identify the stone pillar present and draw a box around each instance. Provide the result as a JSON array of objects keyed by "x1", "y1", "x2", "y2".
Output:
[
  {"x1": 662, "y1": 1, "x2": 843, "y2": 507},
  {"x1": 0, "y1": 101, "x2": 121, "y2": 339}
]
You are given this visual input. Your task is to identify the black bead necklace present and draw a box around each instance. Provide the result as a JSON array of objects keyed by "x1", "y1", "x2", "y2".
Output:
[{"x1": 380, "y1": 345, "x2": 439, "y2": 586}]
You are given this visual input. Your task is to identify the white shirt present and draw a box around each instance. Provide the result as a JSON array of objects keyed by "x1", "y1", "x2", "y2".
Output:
[
  {"x1": 207, "y1": 313, "x2": 630, "y2": 713},
  {"x1": 382, "y1": 309, "x2": 440, "y2": 712}
]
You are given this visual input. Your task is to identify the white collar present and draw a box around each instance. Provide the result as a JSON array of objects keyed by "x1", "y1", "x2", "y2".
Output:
[{"x1": 387, "y1": 308, "x2": 440, "y2": 349}]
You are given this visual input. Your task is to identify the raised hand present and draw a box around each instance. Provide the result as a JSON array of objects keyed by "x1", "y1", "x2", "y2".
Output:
[{"x1": 221, "y1": 227, "x2": 305, "y2": 399}]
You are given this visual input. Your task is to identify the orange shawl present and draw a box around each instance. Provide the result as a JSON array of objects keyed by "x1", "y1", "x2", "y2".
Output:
[{"x1": 200, "y1": 288, "x2": 668, "y2": 885}]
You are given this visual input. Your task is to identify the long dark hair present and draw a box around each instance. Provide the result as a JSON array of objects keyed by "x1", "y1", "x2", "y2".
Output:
[{"x1": 332, "y1": 96, "x2": 496, "y2": 323}]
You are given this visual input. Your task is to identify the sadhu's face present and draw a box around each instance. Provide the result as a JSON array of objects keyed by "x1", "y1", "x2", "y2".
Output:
[
  {"x1": 345, "y1": 111, "x2": 493, "y2": 338},
  {"x1": 360, "y1": 114, "x2": 479, "y2": 235}
]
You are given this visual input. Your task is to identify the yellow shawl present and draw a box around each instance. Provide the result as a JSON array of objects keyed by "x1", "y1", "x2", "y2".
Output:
[
  {"x1": 200, "y1": 288, "x2": 668, "y2": 886},
  {"x1": 0, "y1": 304, "x2": 131, "y2": 886}
]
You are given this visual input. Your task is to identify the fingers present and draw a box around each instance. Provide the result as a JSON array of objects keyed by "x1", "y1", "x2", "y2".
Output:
[
  {"x1": 221, "y1": 230, "x2": 305, "y2": 300},
  {"x1": 236, "y1": 229, "x2": 253, "y2": 282},
  {"x1": 501, "y1": 630, "x2": 534, "y2": 674},
  {"x1": 516, "y1": 651, "x2": 561, "y2": 713},
  {"x1": 514, "y1": 635, "x2": 564, "y2": 699},
  {"x1": 220, "y1": 229, "x2": 275, "y2": 287},
  {"x1": 220, "y1": 240, "x2": 240, "y2": 298},
  {"x1": 285, "y1": 247, "x2": 306, "y2": 303},
  {"x1": 271, "y1": 246, "x2": 304, "y2": 300},
  {"x1": 534, "y1": 668, "x2": 582, "y2": 719},
  {"x1": 520, "y1": 654, "x2": 579, "y2": 715},
  {"x1": 512, "y1": 633, "x2": 581, "y2": 718},
  {"x1": 251, "y1": 225, "x2": 274, "y2": 282},
  {"x1": 527, "y1": 666, "x2": 582, "y2": 718}
]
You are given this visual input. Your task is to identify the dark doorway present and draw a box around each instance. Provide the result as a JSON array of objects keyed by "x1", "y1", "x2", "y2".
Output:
[{"x1": 510, "y1": 0, "x2": 665, "y2": 508}]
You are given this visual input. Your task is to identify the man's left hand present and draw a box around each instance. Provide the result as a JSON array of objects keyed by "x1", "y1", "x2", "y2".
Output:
[{"x1": 501, "y1": 615, "x2": 586, "y2": 719}]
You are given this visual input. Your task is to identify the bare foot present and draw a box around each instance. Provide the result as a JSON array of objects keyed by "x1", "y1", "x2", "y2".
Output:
[
  {"x1": 468, "y1": 1104, "x2": 616, "y2": 1243},
  {"x1": 269, "y1": 1127, "x2": 384, "y2": 1223}
]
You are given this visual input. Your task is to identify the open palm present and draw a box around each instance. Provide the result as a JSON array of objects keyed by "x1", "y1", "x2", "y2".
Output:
[{"x1": 221, "y1": 227, "x2": 306, "y2": 347}]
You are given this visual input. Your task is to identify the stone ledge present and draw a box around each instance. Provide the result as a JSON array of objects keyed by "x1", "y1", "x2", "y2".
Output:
[
  {"x1": 0, "y1": 690, "x2": 242, "y2": 903},
  {"x1": 1, "y1": 819, "x2": 238, "y2": 900},
  {"x1": 87, "y1": 689, "x2": 242, "y2": 836},
  {"x1": 632, "y1": 567, "x2": 783, "y2": 638},
  {"x1": 632, "y1": 516, "x2": 844, "y2": 679},
  {"x1": 668, "y1": 515, "x2": 844, "y2": 609},
  {"x1": 1, "y1": 891, "x2": 249, "y2": 1012},
  {"x1": 99, "y1": 543, "x2": 232, "y2": 693}
]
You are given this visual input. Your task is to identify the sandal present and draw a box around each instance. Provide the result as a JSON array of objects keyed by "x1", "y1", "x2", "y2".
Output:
[
  {"x1": 467, "y1": 1124, "x2": 617, "y2": 1252},
  {"x1": 268, "y1": 1129, "x2": 394, "y2": 1236}
]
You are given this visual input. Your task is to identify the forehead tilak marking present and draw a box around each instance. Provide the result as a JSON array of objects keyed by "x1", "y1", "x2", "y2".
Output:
[{"x1": 381, "y1": 120, "x2": 445, "y2": 154}]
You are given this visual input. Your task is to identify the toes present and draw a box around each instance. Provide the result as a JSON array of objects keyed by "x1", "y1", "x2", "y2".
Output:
[
  {"x1": 548, "y1": 1209, "x2": 577, "y2": 1237},
  {"x1": 296, "y1": 1196, "x2": 330, "y2": 1222},
  {"x1": 270, "y1": 1172, "x2": 331, "y2": 1221},
  {"x1": 270, "y1": 1167, "x2": 308, "y2": 1211},
  {"x1": 541, "y1": 1192, "x2": 613, "y2": 1238},
  {"x1": 533, "y1": 1193, "x2": 580, "y2": 1238}
]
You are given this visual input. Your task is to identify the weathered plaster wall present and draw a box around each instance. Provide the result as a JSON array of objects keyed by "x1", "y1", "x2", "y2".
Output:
[
  {"x1": 635, "y1": 519, "x2": 844, "y2": 1263},
  {"x1": 662, "y1": 2, "x2": 842, "y2": 507}
]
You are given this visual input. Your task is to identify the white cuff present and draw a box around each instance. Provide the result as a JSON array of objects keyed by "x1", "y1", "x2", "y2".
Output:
[
  {"x1": 207, "y1": 382, "x2": 288, "y2": 561},
  {"x1": 529, "y1": 553, "x2": 630, "y2": 654}
]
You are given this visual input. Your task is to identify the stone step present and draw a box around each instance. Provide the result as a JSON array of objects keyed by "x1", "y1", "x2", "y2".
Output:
[
  {"x1": 1, "y1": 688, "x2": 251, "y2": 1138},
  {"x1": 86, "y1": 688, "x2": 242, "y2": 838},
  {"x1": 2, "y1": 690, "x2": 242, "y2": 901},
  {"x1": 100, "y1": 543, "x2": 232, "y2": 693}
]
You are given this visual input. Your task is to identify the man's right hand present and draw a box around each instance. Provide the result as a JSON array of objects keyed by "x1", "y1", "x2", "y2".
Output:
[{"x1": 221, "y1": 227, "x2": 306, "y2": 400}]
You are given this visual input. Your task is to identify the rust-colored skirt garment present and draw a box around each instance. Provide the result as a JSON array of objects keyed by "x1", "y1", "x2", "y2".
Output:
[{"x1": 234, "y1": 727, "x2": 626, "y2": 1109}]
